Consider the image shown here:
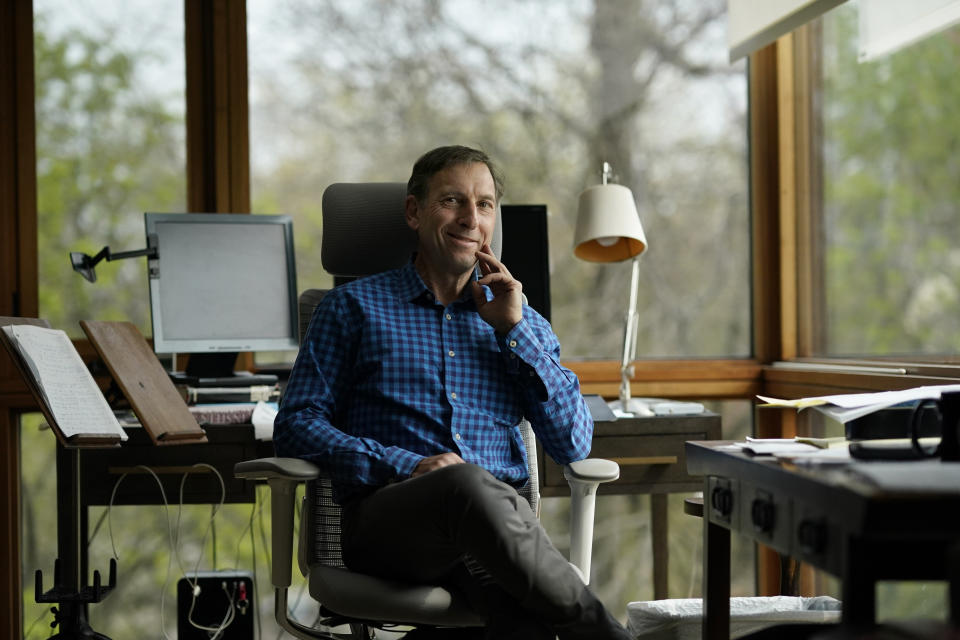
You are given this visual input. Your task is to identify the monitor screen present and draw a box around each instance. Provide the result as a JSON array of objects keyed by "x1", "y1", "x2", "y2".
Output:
[{"x1": 145, "y1": 213, "x2": 299, "y2": 367}]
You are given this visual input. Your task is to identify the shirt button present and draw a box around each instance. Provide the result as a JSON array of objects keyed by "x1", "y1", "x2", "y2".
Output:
[
  {"x1": 445, "y1": 313, "x2": 452, "y2": 320},
  {"x1": 448, "y1": 350, "x2": 455, "y2": 357},
  {"x1": 509, "y1": 340, "x2": 517, "y2": 348},
  {"x1": 454, "y1": 433, "x2": 461, "y2": 440},
  {"x1": 451, "y1": 392, "x2": 457, "y2": 399}
]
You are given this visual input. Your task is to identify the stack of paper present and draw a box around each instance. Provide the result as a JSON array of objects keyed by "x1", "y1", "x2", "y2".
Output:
[{"x1": 757, "y1": 384, "x2": 960, "y2": 423}]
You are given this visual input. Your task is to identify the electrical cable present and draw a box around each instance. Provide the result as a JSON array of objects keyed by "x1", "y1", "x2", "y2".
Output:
[
  {"x1": 226, "y1": 493, "x2": 264, "y2": 640},
  {"x1": 174, "y1": 463, "x2": 240, "y2": 640},
  {"x1": 174, "y1": 463, "x2": 226, "y2": 588},
  {"x1": 107, "y1": 464, "x2": 176, "y2": 640},
  {"x1": 251, "y1": 489, "x2": 263, "y2": 640},
  {"x1": 210, "y1": 504, "x2": 218, "y2": 569}
]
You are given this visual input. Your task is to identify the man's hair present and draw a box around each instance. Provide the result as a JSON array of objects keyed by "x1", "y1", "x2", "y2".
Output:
[{"x1": 407, "y1": 145, "x2": 505, "y2": 203}]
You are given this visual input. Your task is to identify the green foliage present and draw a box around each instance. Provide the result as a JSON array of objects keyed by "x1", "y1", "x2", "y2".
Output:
[
  {"x1": 34, "y1": 11, "x2": 185, "y2": 337},
  {"x1": 249, "y1": 0, "x2": 750, "y2": 359},
  {"x1": 822, "y1": 6, "x2": 960, "y2": 355}
]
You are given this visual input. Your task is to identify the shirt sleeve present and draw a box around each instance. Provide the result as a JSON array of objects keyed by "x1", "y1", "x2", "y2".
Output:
[
  {"x1": 273, "y1": 292, "x2": 424, "y2": 487},
  {"x1": 495, "y1": 310, "x2": 593, "y2": 465}
]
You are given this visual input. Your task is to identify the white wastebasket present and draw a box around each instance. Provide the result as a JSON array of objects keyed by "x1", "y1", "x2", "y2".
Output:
[{"x1": 627, "y1": 595, "x2": 841, "y2": 640}]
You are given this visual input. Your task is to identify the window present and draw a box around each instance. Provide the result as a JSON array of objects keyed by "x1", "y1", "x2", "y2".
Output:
[
  {"x1": 248, "y1": 0, "x2": 750, "y2": 359},
  {"x1": 34, "y1": 0, "x2": 186, "y2": 336},
  {"x1": 816, "y1": 3, "x2": 960, "y2": 356}
]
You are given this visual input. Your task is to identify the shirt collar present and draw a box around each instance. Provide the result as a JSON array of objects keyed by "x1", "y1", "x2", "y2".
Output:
[{"x1": 396, "y1": 258, "x2": 481, "y2": 306}]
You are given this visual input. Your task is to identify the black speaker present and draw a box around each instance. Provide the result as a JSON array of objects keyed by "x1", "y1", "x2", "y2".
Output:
[{"x1": 177, "y1": 570, "x2": 255, "y2": 640}]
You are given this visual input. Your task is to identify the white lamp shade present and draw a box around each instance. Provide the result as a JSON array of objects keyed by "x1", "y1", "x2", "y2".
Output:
[{"x1": 573, "y1": 183, "x2": 647, "y2": 263}]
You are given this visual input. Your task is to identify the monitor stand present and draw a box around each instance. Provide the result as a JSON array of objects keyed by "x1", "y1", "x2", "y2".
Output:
[{"x1": 171, "y1": 352, "x2": 279, "y2": 387}]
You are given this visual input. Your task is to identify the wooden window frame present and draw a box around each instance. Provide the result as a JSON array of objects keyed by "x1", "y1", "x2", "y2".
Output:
[{"x1": 5, "y1": 5, "x2": 959, "y2": 633}]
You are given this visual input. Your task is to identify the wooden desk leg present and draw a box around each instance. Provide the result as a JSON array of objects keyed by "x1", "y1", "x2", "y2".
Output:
[
  {"x1": 652, "y1": 493, "x2": 669, "y2": 600},
  {"x1": 702, "y1": 503, "x2": 730, "y2": 640}
]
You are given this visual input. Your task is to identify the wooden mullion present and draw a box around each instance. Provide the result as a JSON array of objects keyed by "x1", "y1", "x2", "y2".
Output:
[
  {"x1": 0, "y1": 2, "x2": 36, "y2": 638},
  {"x1": 749, "y1": 43, "x2": 782, "y2": 367},
  {"x1": 792, "y1": 23, "x2": 825, "y2": 357},
  {"x1": 185, "y1": 0, "x2": 249, "y2": 214}
]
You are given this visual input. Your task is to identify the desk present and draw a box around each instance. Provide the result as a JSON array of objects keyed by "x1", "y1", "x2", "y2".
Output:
[
  {"x1": 686, "y1": 441, "x2": 960, "y2": 639},
  {"x1": 539, "y1": 413, "x2": 722, "y2": 599},
  {"x1": 65, "y1": 425, "x2": 273, "y2": 585}
]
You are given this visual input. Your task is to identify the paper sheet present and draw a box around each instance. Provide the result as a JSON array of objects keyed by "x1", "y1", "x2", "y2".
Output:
[
  {"x1": 3, "y1": 325, "x2": 126, "y2": 441},
  {"x1": 252, "y1": 400, "x2": 278, "y2": 440},
  {"x1": 758, "y1": 384, "x2": 960, "y2": 423}
]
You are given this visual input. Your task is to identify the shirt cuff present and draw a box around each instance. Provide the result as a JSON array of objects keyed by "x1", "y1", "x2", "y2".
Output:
[
  {"x1": 497, "y1": 319, "x2": 543, "y2": 372},
  {"x1": 384, "y1": 446, "x2": 424, "y2": 479}
]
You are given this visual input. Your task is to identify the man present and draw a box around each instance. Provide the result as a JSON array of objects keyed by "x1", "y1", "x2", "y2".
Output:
[{"x1": 274, "y1": 146, "x2": 630, "y2": 639}]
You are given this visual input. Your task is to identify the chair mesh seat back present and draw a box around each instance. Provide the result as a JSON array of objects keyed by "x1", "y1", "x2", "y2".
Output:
[
  {"x1": 306, "y1": 477, "x2": 346, "y2": 569},
  {"x1": 304, "y1": 419, "x2": 541, "y2": 571}
]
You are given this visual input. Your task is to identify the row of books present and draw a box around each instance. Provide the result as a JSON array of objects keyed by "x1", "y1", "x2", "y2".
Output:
[{"x1": 176, "y1": 383, "x2": 281, "y2": 405}]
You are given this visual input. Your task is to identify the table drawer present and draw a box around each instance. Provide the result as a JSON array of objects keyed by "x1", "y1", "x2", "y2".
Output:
[
  {"x1": 540, "y1": 411, "x2": 720, "y2": 496},
  {"x1": 591, "y1": 434, "x2": 694, "y2": 485}
]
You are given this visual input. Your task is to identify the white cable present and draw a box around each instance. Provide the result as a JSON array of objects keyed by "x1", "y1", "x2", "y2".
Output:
[
  {"x1": 106, "y1": 465, "x2": 176, "y2": 640},
  {"x1": 173, "y1": 463, "x2": 235, "y2": 638},
  {"x1": 174, "y1": 463, "x2": 226, "y2": 589},
  {"x1": 187, "y1": 578, "x2": 236, "y2": 636}
]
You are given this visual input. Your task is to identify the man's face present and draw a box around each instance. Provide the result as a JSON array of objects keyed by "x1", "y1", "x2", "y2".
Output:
[{"x1": 406, "y1": 162, "x2": 497, "y2": 279}]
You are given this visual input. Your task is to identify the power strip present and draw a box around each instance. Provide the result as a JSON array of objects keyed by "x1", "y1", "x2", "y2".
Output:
[{"x1": 177, "y1": 570, "x2": 255, "y2": 640}]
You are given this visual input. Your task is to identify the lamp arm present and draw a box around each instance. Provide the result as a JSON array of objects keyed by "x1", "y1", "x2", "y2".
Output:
[
  {"x1": 70, "y1": 239, "x2": 158, "y2": 283},
  {"x1": 619, "y1": 256, "x2": 641, "y2": 408}
]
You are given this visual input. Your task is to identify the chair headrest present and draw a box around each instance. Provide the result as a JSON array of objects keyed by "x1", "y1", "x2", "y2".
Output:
[{"x1": 320, "y1": 182, "x2": 502, "y2": 278}]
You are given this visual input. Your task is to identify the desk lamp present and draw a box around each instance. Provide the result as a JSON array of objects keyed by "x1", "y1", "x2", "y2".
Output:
[{"x1": 573, "y1": 162, "x2": 648, "y2": 415}]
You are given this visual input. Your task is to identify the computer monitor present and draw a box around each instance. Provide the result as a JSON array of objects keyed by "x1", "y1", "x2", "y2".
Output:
[{"x1": 144, "y1": 213, "x2": 299, "y2": 379}]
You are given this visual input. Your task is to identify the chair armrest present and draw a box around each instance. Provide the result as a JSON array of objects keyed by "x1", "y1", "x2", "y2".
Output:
[
  {"x1": 563, "y1": 458, "x2": 620, "y2": 484},
  {"x1": 234, "y1": 456, "x2": 319, "y2": 482},
  {"x1": 234, "y1": 457, "x2": 319, "y2": 588},
  {"x1": 562, "y1": 458, "x2": 620, "y2": 584}
]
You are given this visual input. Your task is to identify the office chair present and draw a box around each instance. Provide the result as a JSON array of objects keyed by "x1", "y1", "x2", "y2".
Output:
[{"x1": 235, "y1": 183, "x2": 620, "y2": 639}]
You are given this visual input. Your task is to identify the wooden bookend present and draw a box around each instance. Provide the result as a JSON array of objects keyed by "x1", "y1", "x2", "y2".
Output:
[{"x1": 80, "y1": 320, "x2": 208, "y2": 445}]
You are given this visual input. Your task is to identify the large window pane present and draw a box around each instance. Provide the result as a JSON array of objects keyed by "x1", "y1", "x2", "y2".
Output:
[
  {"x1": 819, "y1": 2, "x2": 960, "y2": 356},
  {"x1": 34, "y1": 0, "x2": 186, "y2": 337},
  {"x1": 248, "y1": 0, "x2": 750, "y2": 359}
]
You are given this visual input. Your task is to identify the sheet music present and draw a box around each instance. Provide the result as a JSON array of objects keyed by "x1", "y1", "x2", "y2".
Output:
[{"x1": 2, "y1": 325, "x2": 127, "y2": 441}]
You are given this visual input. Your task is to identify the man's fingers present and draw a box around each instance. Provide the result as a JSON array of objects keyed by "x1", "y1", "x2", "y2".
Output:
[{"x1": 475, "y1": 247, "x2": 513, "y2": 279}]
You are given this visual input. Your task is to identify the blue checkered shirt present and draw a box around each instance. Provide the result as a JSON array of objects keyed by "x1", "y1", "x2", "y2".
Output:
[{"x1": 274, "y1": 261, "x2": 592, "y2": 504}]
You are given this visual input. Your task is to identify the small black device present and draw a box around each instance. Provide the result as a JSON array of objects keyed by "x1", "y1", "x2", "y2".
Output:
[
  {"x1": 177, "y1": 570, "x2": 255, "y2": 640},
  {"x1": 500, "y1": 204, "x2": 551, "y2": 323}
]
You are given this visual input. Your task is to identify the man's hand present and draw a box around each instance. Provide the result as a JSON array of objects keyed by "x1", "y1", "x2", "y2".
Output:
[
  {"x1": 412, "y1": 452, "x2": 466, "y2": 477},
  {"x1": 471, "y1": 244, "x2": 523, "y2": 335}
]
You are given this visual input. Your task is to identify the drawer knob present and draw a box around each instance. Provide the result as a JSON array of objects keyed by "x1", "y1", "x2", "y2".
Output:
[
  {"x1": 711, "y1": 486, "x2": 733, "y2": 516},
  {"x1": 751, "y1": 498, "x2": 776, "y2": 533},
  {"x1": 797, "y1": 519, "x2": 827, "y2": 554}
]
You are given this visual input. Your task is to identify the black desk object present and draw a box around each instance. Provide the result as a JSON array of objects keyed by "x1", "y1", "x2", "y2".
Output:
[{"x1": 687, "y1": 440, "x2": 960, "y2": 639}]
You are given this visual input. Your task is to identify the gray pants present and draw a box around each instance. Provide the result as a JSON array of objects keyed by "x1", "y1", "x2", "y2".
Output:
[{"x1": 341, "y1": 463, "x2": 630, "y2": 639}]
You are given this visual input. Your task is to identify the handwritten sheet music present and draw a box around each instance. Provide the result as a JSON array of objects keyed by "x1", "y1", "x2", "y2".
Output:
[{"x1": 2, "y1": 325, "x2": 126, "y2": 441}]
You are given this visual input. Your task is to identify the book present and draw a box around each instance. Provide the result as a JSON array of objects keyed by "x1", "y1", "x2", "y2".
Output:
[
  {"x1": 0, "y1": 324, "x2": 127, "y2": 444},
  {"x1": 177, "y1": 384, "x2": 281, "y2": 405},
  {"x1": 188, "y1": 403, "x2": 259, "y2": 425}
]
